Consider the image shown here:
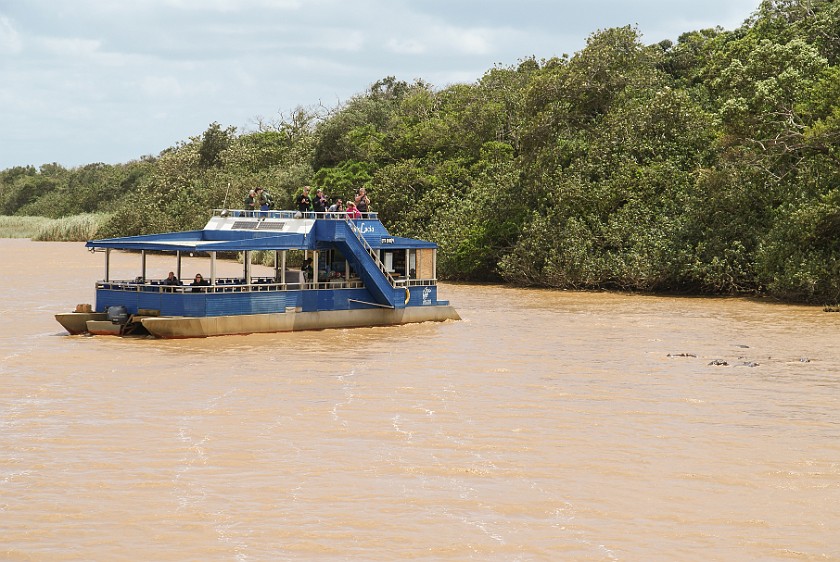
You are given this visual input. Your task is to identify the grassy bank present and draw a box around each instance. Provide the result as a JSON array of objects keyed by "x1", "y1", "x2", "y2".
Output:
[
  {"x1": 0, "y1": 215, "x2": 53, "y2": 238},
  {"x1": 0, "y1": 213, "x2": 111, "y2": 241}
]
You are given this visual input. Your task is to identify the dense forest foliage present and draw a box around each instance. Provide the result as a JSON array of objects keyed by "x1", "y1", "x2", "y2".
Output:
[{"x1": 2, "y1": 0, "x2": 839, "y2": 302}]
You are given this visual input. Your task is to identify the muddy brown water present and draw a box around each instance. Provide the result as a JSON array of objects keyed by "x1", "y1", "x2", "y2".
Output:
[{"x1": 1, "y1": 239, "x2": 839, "y2": 561}]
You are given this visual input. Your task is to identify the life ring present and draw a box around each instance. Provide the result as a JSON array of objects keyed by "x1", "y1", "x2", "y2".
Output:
[{"x1": 404, "y1": 287, "x2": 410, "y2": 305}]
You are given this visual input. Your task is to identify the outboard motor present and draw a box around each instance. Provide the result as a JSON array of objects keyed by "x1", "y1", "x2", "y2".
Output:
[{"x1": 107, "y1": 305, "x2": 129, "y2": 325}]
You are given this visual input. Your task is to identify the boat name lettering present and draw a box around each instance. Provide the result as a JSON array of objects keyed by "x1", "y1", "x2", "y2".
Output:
[
  {"x1": 358, "y1": 223, "x2": 375, "y2": 234},
  {"x1": 381, "y1": 237, "x2": 394, "y2": 244}
]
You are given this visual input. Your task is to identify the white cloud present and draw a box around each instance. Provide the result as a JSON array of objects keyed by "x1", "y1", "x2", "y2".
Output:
[
  {"x1": 168, "y1": 0, "x2": 302, "y2": 10},
  {"x1": 141, "y1": 76, "x2": 185, "y2": 98},
  {"x1": 0, "y1": 15, "x2": 22, "y2": 54},
  {"x1": 446, "y1": 27, "x2": 495, "y2": 55},
  {"x1": 317, "y1": 28, "x2": 366, "y2": 52},
  {"x1": 41, "y1": 37, "x2": 101, "y2": 57},
  {"x1": 387, "y1": 38, "x2": 426, "y2": 55}
]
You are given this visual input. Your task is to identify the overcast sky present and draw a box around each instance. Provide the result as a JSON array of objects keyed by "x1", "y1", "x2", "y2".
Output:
[{"x1": 0, "y1": 0, "x2": 760, "y2": 171}]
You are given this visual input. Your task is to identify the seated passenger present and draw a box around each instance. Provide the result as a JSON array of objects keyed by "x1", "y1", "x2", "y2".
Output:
[
  {"x1": 162, "y1": 271, "x2": 181, "y2": 286},
  {"x1": 191, "y1": 273, "x2": 210, "y2": 292}
]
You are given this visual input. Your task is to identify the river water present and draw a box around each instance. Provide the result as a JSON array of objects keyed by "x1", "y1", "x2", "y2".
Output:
[{"x1": 1, "y1": 238, "x2": 839, "y2": 561}]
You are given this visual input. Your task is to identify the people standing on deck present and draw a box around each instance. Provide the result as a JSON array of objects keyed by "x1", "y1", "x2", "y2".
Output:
[
  {"x1": 346, "y1": 201, "x2": 361, "y2": 219},
  {"x1": 256, "y1": 187, "x2": 273, "y2": 212},
  {"x1": 312, "y1": 188, "x2": 329, "y2": 215},
  {"x1": 354, "y1": 187, "x2": 370, "y2": 216},
  {"x1": 162, "y1": 271, "x2": 181, "y2": 286},
  {"x1": 296, "y1": 186, "x2": 312, "y2": 216},
  {"x1": 244, "y1": 190, "x2": 257, "y2": 216},
  {"x1": 328, "y1": 198, "x2": 344, "y2": 216}
]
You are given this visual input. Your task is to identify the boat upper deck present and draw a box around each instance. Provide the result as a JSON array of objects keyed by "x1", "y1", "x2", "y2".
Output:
[{"x1": 85, "y1": 209, "x2": 436, "y2": 253}]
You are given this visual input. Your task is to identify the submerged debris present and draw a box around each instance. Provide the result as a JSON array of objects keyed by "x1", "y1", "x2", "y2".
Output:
[
  {"x1": 736, "y1": 361, "x2": 760, "y2": 367},
  {"x1": 667, "y1": 353, "x2": 697, "y2": 358},
  {"x1": 708, "y1": 359, "x2": 728, "y2": 366}
]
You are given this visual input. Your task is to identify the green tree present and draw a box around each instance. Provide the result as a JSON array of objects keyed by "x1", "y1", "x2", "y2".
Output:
[{"x1": 198, "y1": 122, "x2": 236, "y2": 169}]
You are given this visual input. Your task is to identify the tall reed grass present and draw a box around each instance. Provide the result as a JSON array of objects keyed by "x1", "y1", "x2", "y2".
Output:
[
  {"x1": 0, "y1": 215, "x2": 53, "y2": 238},
  {"x1": 0, "y1": 213, "x2": 111, "y2": 241},
  {"x1": 33, "y1": 213, "x2": 111, "y2": 241}
]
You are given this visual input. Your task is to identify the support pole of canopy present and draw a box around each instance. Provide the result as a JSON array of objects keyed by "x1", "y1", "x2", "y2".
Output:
[
  {"x1": 280, "y1": 250, "x2": 286, "y2": 285},
  {"x1": 244, "y1": 251, "x2": 251, "y2": 285},
  {"x1": 313, "y1": 250, "x2": 318, "y2": 288},
  {"x1": 210, "y1": 252, "x2": 217, "y2": 285},
  {"x1": 105, "y1": 248, "x2": 111, "y2": 282},
  {"x1": 406, "y1": 249, "x2": 410, "y2": 280},
  {"x1": 274, "y1": 250, "x2": 279, "y2": 281},
  {"x1": 141, "y1": 250, "x2": 147, "y2": 281},
  {"x1": 176, "y1": 251, "x2": 182, "y2": 280}
]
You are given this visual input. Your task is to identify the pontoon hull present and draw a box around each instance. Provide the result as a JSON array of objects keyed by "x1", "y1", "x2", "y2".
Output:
[
  {"x1": 85, "y1": 319, "x2": 124, "y2": 336},
  {"x1": 55, "y1": 312, "x2": 108, "y2": 335},
  {"x1": 140, "y1": 305, "x2": 460, "y2": 338}
]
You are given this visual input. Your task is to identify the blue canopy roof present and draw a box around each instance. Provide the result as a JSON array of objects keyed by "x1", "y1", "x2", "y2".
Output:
[{"x1": 85, "y1": 215, "x2": 437, "y2": 252}]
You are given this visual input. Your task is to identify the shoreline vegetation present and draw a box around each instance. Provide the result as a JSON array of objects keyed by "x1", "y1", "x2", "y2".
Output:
[
  {"x1": 0, "y1": 213, "x2": 110, "y2": 241},
  {"x1": 2, "y1": 1, "x2": 839, "y2": 304}
]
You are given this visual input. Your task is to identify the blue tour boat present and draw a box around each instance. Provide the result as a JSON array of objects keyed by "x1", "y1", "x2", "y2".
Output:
[{"x1": 55, "y1": 209, "x2": 460, "y2": 338}]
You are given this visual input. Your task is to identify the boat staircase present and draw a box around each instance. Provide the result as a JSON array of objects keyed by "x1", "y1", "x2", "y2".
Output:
[{"x1": 334, "y1": 219, "x2": 404, "y2": 309}]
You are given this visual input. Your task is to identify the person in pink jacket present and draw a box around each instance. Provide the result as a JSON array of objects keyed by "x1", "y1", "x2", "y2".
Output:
[{"x1": 346, "y1": 201, "x2": 362, "y2": 219}]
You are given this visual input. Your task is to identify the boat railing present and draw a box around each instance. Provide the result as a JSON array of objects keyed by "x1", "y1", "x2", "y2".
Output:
[
  {"x1": 95, "y1": 278, "x2": 370, "y2": 293},
  {"x1": 344, "y1": 219, "x2": 398, "y2": 288},
  {"x1": 213, "y1": 209, "x2": 379, "y2": 221},
  {"x1": 403, "y1": 278, "x2": 436, "y2": 287},
  {"x1": 95, "y1": 275, "x2": 437, "y2": 294}
]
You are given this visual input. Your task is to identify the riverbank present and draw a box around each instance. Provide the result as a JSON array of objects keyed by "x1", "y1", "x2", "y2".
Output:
[{"x1": 0, "y1": 213, "x2": 110, "y2": 240}]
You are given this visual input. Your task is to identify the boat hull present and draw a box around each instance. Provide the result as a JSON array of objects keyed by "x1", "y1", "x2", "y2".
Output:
[
  {"x1": 140, "y1": 305, "x2": 461, "y2": 338},
  {"x1": 86, "y1": 319, "x2": 124, "y2": 336},
  {"x1": 55, "y1": 312, "x2": 108, "y2": 335}
]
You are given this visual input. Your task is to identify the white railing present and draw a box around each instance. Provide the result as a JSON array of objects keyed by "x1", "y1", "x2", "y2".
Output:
[
  {"x1": 95, "y1": 278, "x2": 367, "y2": 293},
  {"x1": 213, "y1": 209, "x2": 379, "y2": 220}
]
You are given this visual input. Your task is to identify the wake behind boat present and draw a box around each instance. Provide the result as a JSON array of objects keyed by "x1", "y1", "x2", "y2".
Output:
[{"x1": 55, "y1": 209, "x2": 460, "y2": 338}]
